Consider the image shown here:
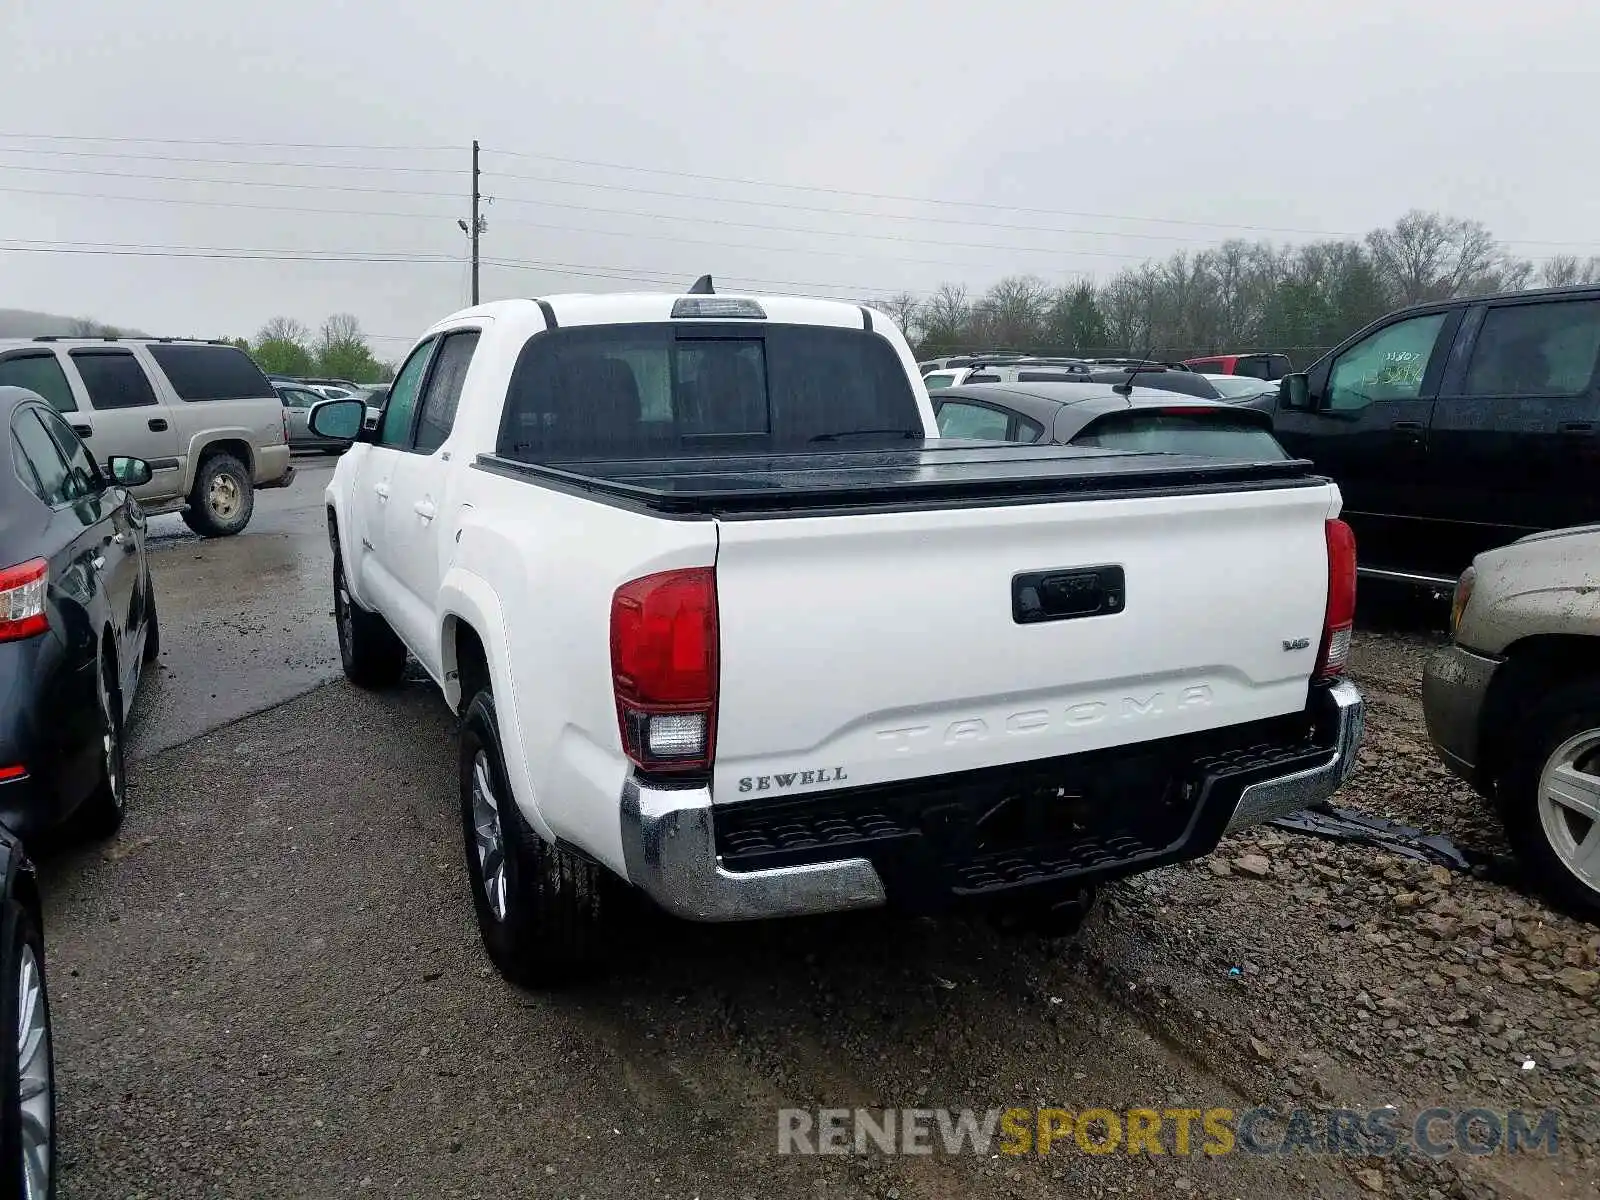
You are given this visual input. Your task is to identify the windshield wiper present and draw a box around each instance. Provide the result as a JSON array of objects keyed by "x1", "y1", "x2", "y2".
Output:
[{"x1": 809, "y1": 429, "x2": 920, "y2": 443}]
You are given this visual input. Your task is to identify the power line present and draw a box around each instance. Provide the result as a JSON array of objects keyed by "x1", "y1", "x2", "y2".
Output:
[
  {"x1": 0, "y1": 182, "x2": 457, "y2": 221},
  {"x1": 0, "y1": 146, "x2": 461, "y2": 174},
  {"x1": 0, "y1": 161, "x2": 464, "y2": 199},
  {"x1": 0, "y1": 133, "x2": 457, "y2": 151},
  {"x1": 0, "y1": 133, "x2": 1587, "y2": 251},
  {"x1": 0, "y1": 236, "x2": 920, "y2": 297}
]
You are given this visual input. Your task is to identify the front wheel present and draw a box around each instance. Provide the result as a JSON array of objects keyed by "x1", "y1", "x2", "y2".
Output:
[
  {"x1": 181, "y1": 453, "x2": 254, "y2": 537},
  {"x1": 459, "y1": 689, "x2": 609, "y2": 986},
  {"x1": 333, "y1": 554, "x2": 406, "y2": 689},
  {"x1": 0, "y1": 899, "x2": 53, "y2": 1200},
  {"x1": 1500, "y1": 682, "x2": 1600, "y2": 919}
]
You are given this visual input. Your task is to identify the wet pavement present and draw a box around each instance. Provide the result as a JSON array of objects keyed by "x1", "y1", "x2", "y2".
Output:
[{"x1": 126, "y1": 456, "x2": 341, "y2": 761}]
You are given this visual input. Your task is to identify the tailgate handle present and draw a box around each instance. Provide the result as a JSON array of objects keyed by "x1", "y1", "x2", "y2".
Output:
[{"x1": 1013, "y1": 566, "x2": 1125, "y2": 624}]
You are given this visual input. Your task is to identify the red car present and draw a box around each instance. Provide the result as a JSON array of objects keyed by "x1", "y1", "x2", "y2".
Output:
[{"x1": 1182, "y1": 352, "x2": 1292, "y2": 381}]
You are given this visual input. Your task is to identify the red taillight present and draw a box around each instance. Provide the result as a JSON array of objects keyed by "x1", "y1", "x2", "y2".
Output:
[
  {"x1": 0, "y1": 765, "x2": 25, "y2": 782},
  {"x1": 1316, "y1": 519, "x2": 1357, "y2": 679},
  {"x1": 610, "y1": 567, "x2": 718, "y2": 773},
  {"x1": 0, "y1": 559, "x2": 48, "y2": 643}
]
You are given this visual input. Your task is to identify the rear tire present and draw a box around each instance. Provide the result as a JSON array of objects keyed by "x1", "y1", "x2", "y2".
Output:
[
  {"x1": 334, "y1": 554, "x2": 406, "y2": 689},
  {"x1": 73, "y1": 650, "x2": 126, "y2": 841},
  {"x1": 181, "y1": 452, "x2": 253, "y2": 537},
  {"x1": 0, "y1": 898, "x2": 53, "y2": 1200},
  {"x1": 459, "y1": 689, "x2": 609, "y2": 986},
  {"x1": 1499, "y1": 681, "x2": 1600, "y2": 920}
]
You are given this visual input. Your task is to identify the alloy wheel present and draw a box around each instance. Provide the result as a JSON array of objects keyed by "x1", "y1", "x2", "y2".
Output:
[
  {"x1": 1537, "y1": 728, "x2": 1600, "y2": 894},
  {"x1": 470, "y1": 751, "x2": 508, "y2": 922},
  {"x1": 16, "y1": 943, "x2": 50, "y2": 1200}
]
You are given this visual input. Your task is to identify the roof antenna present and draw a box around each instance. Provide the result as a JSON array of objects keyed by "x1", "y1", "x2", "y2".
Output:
[
  {"x1": 687, "y1": 274, "x2": 715, "y2": 295},
  {"x1": 1113, "y1": 338, "x2": 1157, "y2": 397}
]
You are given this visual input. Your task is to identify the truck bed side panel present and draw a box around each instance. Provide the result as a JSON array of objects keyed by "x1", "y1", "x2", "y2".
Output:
[{"x1": 452, "y1": 469, "x2": 719, "y2": 874}]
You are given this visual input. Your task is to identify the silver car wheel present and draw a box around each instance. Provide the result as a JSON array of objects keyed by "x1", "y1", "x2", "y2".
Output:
[
  {"x1": 1537, "y1": 728, "x2": 1600, "y2": 893},
  {"x1": 470, "y1": 751, "x2": 508, "y2": 921},
  {"x1": 207, "y1": 471, "x2": 241, "y2": 521},
  {"x1": 97, "y1": 661, "x2": 123, "y2": 809},
  {"x1": 16, "y1": 943, "x2": 51, "y2": 1200}
]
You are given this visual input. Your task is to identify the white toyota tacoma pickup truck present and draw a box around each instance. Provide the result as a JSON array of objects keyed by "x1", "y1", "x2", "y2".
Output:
[{"x1": 313, "y1": 289, "x2": 1365, "y2": 985}]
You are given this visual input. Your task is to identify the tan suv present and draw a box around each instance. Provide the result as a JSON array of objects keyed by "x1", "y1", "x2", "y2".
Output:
[
  {"x1": 1424, "y1": 524, "x2": 1600, "y2": 918},
  {"x1": 0, "y1": 337, "x2": 294, "y2": 536}
]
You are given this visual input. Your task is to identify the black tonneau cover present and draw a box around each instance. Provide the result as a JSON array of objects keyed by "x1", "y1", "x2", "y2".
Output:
[{"x1": 476, "y1": 439, "x2": 1319, "y2": 518}]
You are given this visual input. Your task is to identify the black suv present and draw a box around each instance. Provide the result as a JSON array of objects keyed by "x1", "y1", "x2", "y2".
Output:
[{"x1": 1270, "y1": 284, "x2": 1600, "y2": 586}]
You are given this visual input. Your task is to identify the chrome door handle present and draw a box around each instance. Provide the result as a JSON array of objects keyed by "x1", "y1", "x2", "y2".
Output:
[
  {"x1": 413, "y1": 500, "x2": 436, "y2": 521},
  {"x1": 91, "y1": 555, "x2": 106, "y2": 572}
]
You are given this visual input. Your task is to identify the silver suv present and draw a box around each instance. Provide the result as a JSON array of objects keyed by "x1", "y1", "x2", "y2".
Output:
[
  {"x1": 1424, "y1": 525, "x2": 1600, "y2": 918},
  {"x1": 0, "y1": 337, "x2": 294, "y2": 536}
]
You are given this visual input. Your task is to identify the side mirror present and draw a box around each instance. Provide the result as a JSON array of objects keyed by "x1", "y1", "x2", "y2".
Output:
[
  {"x1": 1280, "y1": 373, "x2": 1313, "y2": 411},
  {"x1": 107, "y1": 455, "x2": 153, "y2": 487},
  {"x1": 308, "y1": 398, "x2": 367, "y2": 442}
]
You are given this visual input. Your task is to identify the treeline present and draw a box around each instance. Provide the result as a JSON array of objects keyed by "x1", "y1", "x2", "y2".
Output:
[
  {"x1": 879, "y1": 210, "x2": 1600, "y2": 364},
  {"x1": 229, "y1": 314, "x2": 393, "y2": 383}
]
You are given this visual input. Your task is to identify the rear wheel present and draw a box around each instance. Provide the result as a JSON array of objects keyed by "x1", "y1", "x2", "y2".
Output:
[
  {"x1": 1499, "y1": 682, "x2": 1600, "y2": 919},
  {"x1": 73, "y1": 651, "x2": 126, "y2": 841},
  {"x1": 459, "y1": 690, "x2": 609, "y2": 985},
  {"x1": 181, "y1": 453, "x2": 253, "y2": 537},
  {"x1": 0, "y1": 899, "x2": 53, "y2": 1200},
  {"x1": 333, "y1": 554, "x2": 406, "y2": 689}
]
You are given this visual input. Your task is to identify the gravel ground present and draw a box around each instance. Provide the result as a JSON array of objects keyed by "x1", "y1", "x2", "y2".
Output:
[{"x1": 32, "y1": 592, "x2": 1600, "y2": 1198}]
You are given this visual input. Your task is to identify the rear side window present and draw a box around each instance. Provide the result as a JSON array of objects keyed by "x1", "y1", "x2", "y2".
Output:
[
  {"x1": 1072, "y1": 411, "x2": 1288, "y2": 461},
  {"x1": 924, "y1": 372, "x2": 958, "y2": 390},
  {"x1": 0, "y1": 353, "x2": 77, "y2": 413},
  {"x1": 499, "y1": 323, "x2": 922, "y2": 459},
  {"x1": 1234, "y1": 356, "x2": 1272, "y2": 380},
  {"x1": 1463, "y1": 300, "x2": 1600, "y2": 397},
  {"x1": 936, "y1": 401, "x2": 1012, "y2": 440},
  {"x1": 413, "y1": 330, "x2": 480, "y2": 453},
  {"x1": 146, "y1": 344, "x2": 275, "y2": 401},
  {"x1": 70, "y1": 350, "x2": 158, "y2": 409}
]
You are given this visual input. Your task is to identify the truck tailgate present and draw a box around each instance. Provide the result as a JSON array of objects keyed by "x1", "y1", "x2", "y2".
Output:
[{"x1": 712, "y1": 482, "x2": 1337, "y2": 800}]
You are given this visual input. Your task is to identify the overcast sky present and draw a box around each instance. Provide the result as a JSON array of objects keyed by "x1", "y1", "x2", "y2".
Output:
[{"x1": 0, "y1": 0, "x2": 1595, "y2": 358}]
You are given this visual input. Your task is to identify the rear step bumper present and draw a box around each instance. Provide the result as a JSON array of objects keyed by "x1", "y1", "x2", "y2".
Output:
[{"x1": 619, "y1": 680, "x2": 1363, "y2": 922}]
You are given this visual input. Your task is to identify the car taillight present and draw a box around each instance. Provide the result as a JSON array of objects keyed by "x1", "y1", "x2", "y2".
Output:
[
  {"x1": 1315, "y1": 519, "x2": 1357, "y2": 679},
  {"x1": 610, "y1": 567, "x2": 718, "y2": 773},
  {"x1": 0, "y1": 559, "x2": 48, "y2": 642}
]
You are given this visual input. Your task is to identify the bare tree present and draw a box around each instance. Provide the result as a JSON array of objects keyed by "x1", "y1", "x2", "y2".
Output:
[
  {"x1": 256, "y1": 316, "x2": 311, "y2": 347},
  {"x1": 1365, "y1": 210, "x2": 1510, "y2": 305},
  {"x1": 876, "y1": 292, "x2": 923, "y2": 343},
  {"x1": 919, "y1": 284, "x2": 972, "y2": 353},
  {"x1": 978, "y1": 275, "x2": 1051, "y2": 348},
  {"x1": 1538, "y1": 255, "x2": 1600, "y2": 288}
]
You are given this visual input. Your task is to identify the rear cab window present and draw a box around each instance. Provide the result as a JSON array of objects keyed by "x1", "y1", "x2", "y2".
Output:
[
  {"x1": 1071, "y1": 411, "x2": 1289, "y2": 462},
  {"x1": 146, "y1": 344, "x2": 275, "y2": 401},
  {"x1": 498, "y1": 323, "x2": 922, "y2": 459}
]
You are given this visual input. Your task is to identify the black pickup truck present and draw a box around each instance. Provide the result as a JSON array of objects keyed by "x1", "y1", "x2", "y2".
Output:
[{"x1": 1266, "y1": 284, "x2": 1600, "y2": 587}]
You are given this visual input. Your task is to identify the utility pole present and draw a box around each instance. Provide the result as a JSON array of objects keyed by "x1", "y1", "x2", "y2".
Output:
[{"x1": 470, "y1": 139, "x2": 481, "y2": 305}]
